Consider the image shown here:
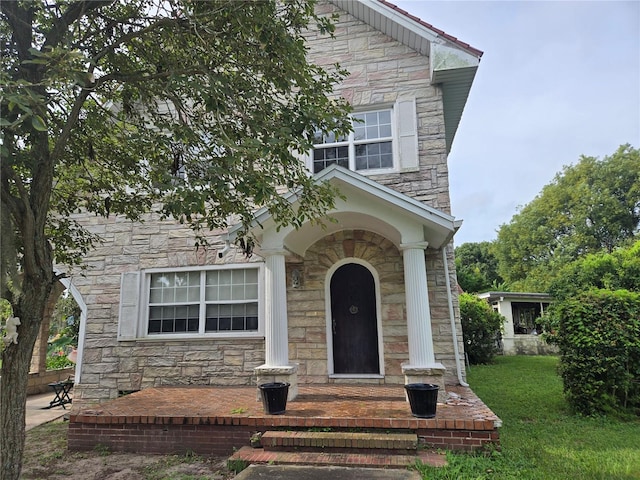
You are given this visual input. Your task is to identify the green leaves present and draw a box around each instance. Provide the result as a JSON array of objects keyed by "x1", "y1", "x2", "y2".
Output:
[
  {"x1": 459, "y1": 293, "x2": 504, "y2": 364},
  {"x1": 494, "y1": 145, "x2": 640, "y2": 291},
  {"x1": 548, "y1": 240, "x2": 640, "y2": 300},
  {"x1": 549, "y1": 289, "x2": 640, "y2": 416},
  {"x1": 1, "y1": 0, "x2": 352, "y2": 271},
  {"x1": 30, "y1": 115, "x2": 46, "y2": 131},
  {"x1": 454, "y1": 241, "x2": 504, "y2": 293}
]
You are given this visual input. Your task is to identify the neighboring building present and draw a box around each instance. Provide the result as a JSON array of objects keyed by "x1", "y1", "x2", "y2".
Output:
[
  {"x1": 477, "y1": 292, "x2": 558, "y2": 356},
  {"x1": 61, "y1": 0, "x2": 483, "y2": 408}
]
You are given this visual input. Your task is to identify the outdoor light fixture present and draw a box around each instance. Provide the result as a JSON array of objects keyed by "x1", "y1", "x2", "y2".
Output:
[{"x1": 291, "y1": 269, "x2": 301, "y2": 288}]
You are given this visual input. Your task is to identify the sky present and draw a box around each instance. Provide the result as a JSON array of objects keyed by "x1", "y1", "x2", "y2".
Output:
[{"x1": 394, "y1": 0, "x2": 640, "y2": 246}]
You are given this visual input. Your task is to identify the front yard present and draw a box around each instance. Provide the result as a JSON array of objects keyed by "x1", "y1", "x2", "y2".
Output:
[
  {"x1": 21, "y1": 356, "x2": 640, "y2": 479},
  {"x1": 417, "y1": 355, "x2": 640, "y2": 479}
]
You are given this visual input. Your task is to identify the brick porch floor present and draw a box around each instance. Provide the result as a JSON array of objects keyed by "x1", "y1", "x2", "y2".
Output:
[{"x1": 68, "y1": 384, "x2": 501, "y2": 456}]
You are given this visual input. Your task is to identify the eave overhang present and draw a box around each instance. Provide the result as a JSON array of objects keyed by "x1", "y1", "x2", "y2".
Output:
[
  {"x1": 229, "y1": 165, "x2": 461, "y2": 256},
  {"x1": 477, "y1": 292, "x2": 553, "y2": 303},
  {"x1": 329, "y1": 0, "x2": 482, "y2": 152}
]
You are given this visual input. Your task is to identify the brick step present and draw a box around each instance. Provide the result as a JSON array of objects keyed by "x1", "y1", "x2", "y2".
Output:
[
  {"x1": 228, "y1": 446, "x2": 447, "y2": 470},
  {"x1": 261, "y1": 431, "x2": 418, "y2": 454}
]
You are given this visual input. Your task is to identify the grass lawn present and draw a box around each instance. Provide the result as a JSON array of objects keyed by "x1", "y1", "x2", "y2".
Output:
[{"x1": 415, "y1": 356, "x2": 640, "y2": 480}]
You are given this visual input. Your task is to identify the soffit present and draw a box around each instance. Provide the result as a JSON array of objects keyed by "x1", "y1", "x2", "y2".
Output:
[
  {"x1": 329, "y1": 0, "x2": 483, "y2": 152},
  {"x1": 229, "y1": 165, "x2": 461, "y2": 256}
]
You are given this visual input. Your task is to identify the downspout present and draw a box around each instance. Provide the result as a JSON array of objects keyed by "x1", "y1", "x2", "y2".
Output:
[{"x1": 442, "y1": 247, "x2": 469, "y2": 387}]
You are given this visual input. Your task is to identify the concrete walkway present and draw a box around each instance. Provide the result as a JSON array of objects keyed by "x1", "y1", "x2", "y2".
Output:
[
  {"x1": 26, "y1": 391, "x2": 69, "y2": 431},
  {"x1": 234, "y1": 465, "x2": 421, "y2": 480}
]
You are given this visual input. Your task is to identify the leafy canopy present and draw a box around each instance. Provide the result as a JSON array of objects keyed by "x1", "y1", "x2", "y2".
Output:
[
  {"x1": 1, "y1": 0, "x2": 352, "y2": 298},
  {"x1": 1, "y1": 3, "x2": 351, "y2": 478},
  {"x1": 493, "y1": 145, "x2": 640, "y2": 291},
  {"x1": 454, "y1": 241, "x2": 504, "y2": 293},
  {"x1": 548, "y1": 240, "x2": 640, "y2": 300}
]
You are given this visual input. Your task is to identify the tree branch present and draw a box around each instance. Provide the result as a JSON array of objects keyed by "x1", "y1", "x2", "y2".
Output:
[
  {"x1": 43, "y1": 1, "x2": 114, "y2": 50},
  {"x1": 0, "y1": 1, "x2": 33, "y2": 61},
  {"x1": 90, "y1": 16, "x2": 185, "y2": 65},
  {"x1": 50, "y1": 88, "x2": 93, "y2": 163},
  {"x1": 0, "y1": 158, "x2": 29, "y2": 222}
]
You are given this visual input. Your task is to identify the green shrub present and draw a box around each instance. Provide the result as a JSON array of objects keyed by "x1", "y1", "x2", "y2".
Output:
[
  {"x1": 459, "y1": 293, "x2": 504, "y2": 364},
  {"x1": 46, "y1": 354, "x2": 74, "y2": 371},
  {"x1": 549, "y1": 240, "x2": 640, "y2": 300},
  {"x1": 547, "y1": 289, "x2": 640, "y2": 416}
]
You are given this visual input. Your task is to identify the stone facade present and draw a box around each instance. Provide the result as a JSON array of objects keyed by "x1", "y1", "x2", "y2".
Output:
[
  {"x1": 287, "y1": 229, "x2": 407, "y2": 384},
  {"x1": 65, "y1": 1, "x2": 467, "y2": 408},
  {"x1": 307, "y1": 3, "x2": 451, "y2": 210},
  {"x1": 66, "y1": 213, "x2": 266, "y2": 407}
]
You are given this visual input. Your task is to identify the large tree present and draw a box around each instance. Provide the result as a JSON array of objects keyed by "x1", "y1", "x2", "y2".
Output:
[
  {"x1": 454, "y1": 241, "x2": 504, "y2": 293},
  {"x1": 494, "y1": 145, "x2": 640, "y2": 291},
  {"x1": 0, "y1": 1, "x2": 352, "y2": 478}
]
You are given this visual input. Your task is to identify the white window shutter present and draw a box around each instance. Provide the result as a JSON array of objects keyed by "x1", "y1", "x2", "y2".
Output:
[
  {"x1": 291, "y1": 147, "x2": 312, "y2": 173},
  {"x1": 118, "y1": 272, "x2": 140, "y2": 340},
  {"x1": 396, "y1": 99, "x2": 419, "y2": 172}
]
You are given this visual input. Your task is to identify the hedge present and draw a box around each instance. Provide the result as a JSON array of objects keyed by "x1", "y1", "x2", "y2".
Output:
[
  {"x1": 459, "y1": 293, "x2": 504, "y2": 365},
  {"x1": 547, "y1": 289, "x2": 640, "y2": 416}
]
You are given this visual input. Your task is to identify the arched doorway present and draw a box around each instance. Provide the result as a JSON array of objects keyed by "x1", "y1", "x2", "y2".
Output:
[{"x1": 329, "y1": 263, "x2": 380, "y2": 374}]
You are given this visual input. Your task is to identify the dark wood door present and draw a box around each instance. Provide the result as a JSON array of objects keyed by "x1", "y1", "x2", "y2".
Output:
[{"x1": 330, "y1": 263, "x2": 380, "y2": 374}]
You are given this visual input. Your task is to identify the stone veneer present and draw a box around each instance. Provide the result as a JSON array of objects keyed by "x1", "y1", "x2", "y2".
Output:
[
  {"x1": 64, "y1": 1, "x2": 467, "y2": 408},
  {"x1": 287, "y1": 230, "x2": 406, "y2": 385},
  {"x1": 65, "y1": 212, "x2": 267, "y2": 409},
  {"x1": 285, "y1": 229, "x2": 463, "y2": 386},
  {"x1": 307, "y1": 2, "x2": 452, "y2": 210}
]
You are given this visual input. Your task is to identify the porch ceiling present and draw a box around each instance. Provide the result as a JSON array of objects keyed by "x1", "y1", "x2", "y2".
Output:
[{"x1": 230, "y1": 165, "x2": 461, "y2": 256}]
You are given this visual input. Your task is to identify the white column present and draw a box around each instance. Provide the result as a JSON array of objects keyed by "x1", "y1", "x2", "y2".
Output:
[
  {"x1": 401, "y1": 242, "x2": 436, "y2": 367},
  {"x1": 263, "y1": 250, "x2": 289, "y2": 366}
]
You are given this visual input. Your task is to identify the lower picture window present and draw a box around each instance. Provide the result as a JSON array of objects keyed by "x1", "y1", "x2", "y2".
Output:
[
  {"x1": 146, "y1": 267, "x2": 260, "y2": 336},
  {"x1": 205, "y1": 303, "x2": 259, "y2": 332}
]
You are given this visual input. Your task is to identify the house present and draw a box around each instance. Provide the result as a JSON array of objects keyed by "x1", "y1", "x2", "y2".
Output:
[
  {"x1": 61, "y1": 0, "x2": 483, "y2": 409},
  {"x1": 477, "y1": 291, "x2": 558, "y2": 355}
]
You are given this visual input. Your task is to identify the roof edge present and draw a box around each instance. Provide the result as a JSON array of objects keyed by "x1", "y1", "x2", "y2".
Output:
[{"x1": 376, "y1": 0, "x2": 483, "y2": 58}]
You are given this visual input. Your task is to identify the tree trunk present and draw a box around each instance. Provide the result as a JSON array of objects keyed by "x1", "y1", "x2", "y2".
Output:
[{"x1": 1, "y1": 277, "x2": 54, "y2": 480}]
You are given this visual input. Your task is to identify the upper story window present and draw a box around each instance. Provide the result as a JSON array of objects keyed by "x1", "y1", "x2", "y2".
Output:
[
  {"x1": 144, "y1": 265, "x2": 261, "y2": 337},
  {"x1": 313, "y1": 108, "x2": 394, "y2": 174}
]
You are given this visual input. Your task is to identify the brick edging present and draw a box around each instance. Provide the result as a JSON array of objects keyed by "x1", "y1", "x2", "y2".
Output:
[{"x1": 69, "y1": 413, "x2": 498, "y2": 431}]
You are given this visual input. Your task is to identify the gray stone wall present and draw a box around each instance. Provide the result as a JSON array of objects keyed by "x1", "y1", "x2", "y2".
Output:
[
  {"x1": 286, "y1": 230, "x2": 407, "y2": 385},
  {"x1": 66, "y1": 2, "x2": 466, "y2": 407},
  {"x1": 307, "y1": 2, "x2": 451, "y2": 211},
  {"x1": 67, "y1": 213, "x2": 264, "y2": 408}
]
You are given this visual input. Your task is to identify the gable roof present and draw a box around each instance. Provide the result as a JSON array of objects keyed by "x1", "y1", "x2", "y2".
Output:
[
  {"x1": 330, "y1": 0, "x2": 483, "y2": 152},
  {"x1": 229, "y1": 164, "x2": 462, "y2": 255}
]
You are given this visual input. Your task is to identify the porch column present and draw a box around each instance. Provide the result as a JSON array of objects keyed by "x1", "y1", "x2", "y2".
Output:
[
  {"x1": 400, "y1": 242, "x2": 446, "y2": 400},
  {"x1": 254, "y1": 249, "x2": 298, "y2": 400},
  {"x1": 264, "y1": 249, "x2": 289, "y2": 366}
]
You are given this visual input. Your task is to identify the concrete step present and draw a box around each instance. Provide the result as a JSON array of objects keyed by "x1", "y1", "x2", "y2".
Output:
[
  {"x1": 261, "y1": 431, "x2": 418, "y2": 454},
  {"x1": 228, "y1": 446, "x2": 447, "y2": 470}
]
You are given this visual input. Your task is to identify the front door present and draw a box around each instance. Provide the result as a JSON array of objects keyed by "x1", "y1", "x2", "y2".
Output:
[{"x1": 330, "y1": 263, "x2": 380, "y2": 374}]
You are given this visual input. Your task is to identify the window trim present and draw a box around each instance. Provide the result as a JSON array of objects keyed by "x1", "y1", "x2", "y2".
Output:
[
  {"x1": 310, "y1": 105, "x2": 398, "y2": 175},
  {"x1": 139, "y1": 263, "x2": 265, "y2": 340}
]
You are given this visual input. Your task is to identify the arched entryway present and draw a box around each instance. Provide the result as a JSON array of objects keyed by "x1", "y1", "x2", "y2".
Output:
[{"x1": 328, "y1": 261, "x2": 382, "y2": 376}]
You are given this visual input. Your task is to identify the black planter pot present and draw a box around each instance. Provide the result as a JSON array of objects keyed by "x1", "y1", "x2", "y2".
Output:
[
  {"x1": 258, "y1": 382, "x2": 290, "y2": 415},
  {"x1": 404, "y1": 383, "x2": 439, "y2": 418}
]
